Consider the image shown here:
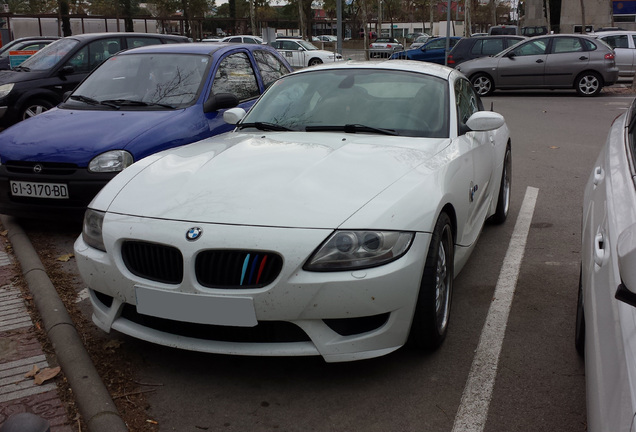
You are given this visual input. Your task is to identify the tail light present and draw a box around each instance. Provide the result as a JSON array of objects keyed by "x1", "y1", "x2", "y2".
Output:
[
  {"x1": 605, "y1": 53, "x2": 615, "y2": 60},
  {"x1": 447, "y1": 55, "x2": 455, "y2": 65}
]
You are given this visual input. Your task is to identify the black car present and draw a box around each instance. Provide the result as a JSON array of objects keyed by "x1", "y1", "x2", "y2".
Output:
[
  {"x1": 0, "y1": 32, "x2": 188, "y2": 126},
  {"x1": 447, "y1": 35, "x2": 526, "y2": 67},
  {"x1": 0, "y1": 36, "x2": 59, "y2": 70}
]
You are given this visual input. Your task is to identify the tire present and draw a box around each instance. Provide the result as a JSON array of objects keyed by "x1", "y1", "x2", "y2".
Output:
[
  {"x1": 471, "y1": 73, "x2": 494, "y2": 97},
  {"x1": 488, "y1": 145, "x2": 511, "y2": 225},
  {"x1": 308, "y1": 58, "x2": 323, "y2": 66},
  {"x1": 408, "y1": 212, "x2": 454, "y2": 349},
  {"x1": 21, "y1": 99, "x2": 54, "y2": 120},
  {"x1": 575, "y1": 267, "x2": 585, "y2": 357},
  {"x1": 575, "y1": 71, "x2": 602, "y2": 97}
]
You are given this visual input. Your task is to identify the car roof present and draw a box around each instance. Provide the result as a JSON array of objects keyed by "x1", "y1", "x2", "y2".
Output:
[
  {"x1": 63, "y1": 32, "x2": 188, "y2": 42},
  {"x1": 288, "y1": 59, "x2": 455, "y2": 81},
  {"x1": 593, "y1": 30, "x2": 636, "y2": 36},
  {"x1": 118, "y1": 42, "x2": 274, "y2": 56},
  {"x1": 467, "y1": 35, "x2": 525, "y2": 39},
  {"x1": 8, "y1": 36, "x2": 60, "y2": 42}
]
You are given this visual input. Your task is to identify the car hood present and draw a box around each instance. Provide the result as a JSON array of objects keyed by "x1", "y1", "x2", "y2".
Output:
[
  {"x1": 101, "y1": 131, "x2": 451, "y2": 229},
  {"x1": 0, "y1": 68, "x2": 50, "y2": 84},
  {"x1": 0, "y1": 108, "x2": 188, "y2": 164}
]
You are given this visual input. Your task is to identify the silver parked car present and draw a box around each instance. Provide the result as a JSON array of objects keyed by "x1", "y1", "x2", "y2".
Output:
[
  {"x1": 409, "y1": 34, "x2": 432, "y2": 49},
  {"x1": 369, "y1": 37, "x2": 404, "y2": 58},
  {"x1": 576, "y1": 95, "x2": 636, "y2": 432},
  {"x1": 456, "y1": 34, "x2": 619, "y2": 96},
  {"x1": 593, "y1": 30, "x2": 636, "y2": 79}
]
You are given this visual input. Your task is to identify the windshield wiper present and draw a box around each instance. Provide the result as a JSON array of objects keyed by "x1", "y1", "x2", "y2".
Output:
[
  {"x1": 100, "y1": 99, "x2": 176, "y2": 109},
  {"x1": 12, "y1": 65, "x2": 30, "y2": 72},
  {"x1": 237, "y1": 122, "x2": 291, "y2": 132},
  {"x1": 69, "y1": 95, "x2": 101, "y2": 105},
  {"x1": 305, "y1": 124, "x2": 398, "y2": 136}
]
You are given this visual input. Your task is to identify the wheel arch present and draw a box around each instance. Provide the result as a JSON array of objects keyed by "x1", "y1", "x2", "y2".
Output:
[
  {"x1": 574, "y1": 69, "x2": 605, "y2": 88},
  {"x1": 14, "y1": 90, "x2": 60, "y2": 113},
  {"x1": 439, "y1": 203, "x2": 458, "y2": 245}
]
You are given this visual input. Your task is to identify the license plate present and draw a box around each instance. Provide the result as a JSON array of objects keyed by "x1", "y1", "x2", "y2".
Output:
[
  {"x1": 10, "y1": 181, "x2": 69, "y2": 199},
  {"x1": 135, "y1": 285, "x2": 258, "y2": 327}
]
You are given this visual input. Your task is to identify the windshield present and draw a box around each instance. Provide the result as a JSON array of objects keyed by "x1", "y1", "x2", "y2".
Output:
[
  {"x1": 242, "y1": 68, "x2": 449, "y2": 138},
  {"x1": 298, "y1": 40, "x2": 319, "y2": 51},
  {"x1": 69, "y1": 53, "x2": 210, "y2": 109},
  {"x1": 19, "y1": 38, "x2": 79, "y2": 71}
]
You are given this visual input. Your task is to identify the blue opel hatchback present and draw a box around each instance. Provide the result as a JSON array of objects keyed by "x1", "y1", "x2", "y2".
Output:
[
  {"x1": 0, "y1": 43, "x2": 293, "y2": 218},
  {"x1": 390, "y1": 36, "x2": 461, "y2": 64}
]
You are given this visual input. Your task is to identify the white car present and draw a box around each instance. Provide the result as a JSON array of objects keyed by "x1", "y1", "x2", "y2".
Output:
[
  {"x1": 593, "y1": 30, "x2": 636, "y2": 79},
  {"x1": 220, "y1": 35, "x2": 263, "y2": 44},
  {"x1": 270, "y1": 38, "x2": 343, "y2": 67},
  {"x1": 577, "y1": 97, "x2": 636, "y2": 430},
  {"x1": 74, "y1": 61, "x2": 512, "y2": 363}
]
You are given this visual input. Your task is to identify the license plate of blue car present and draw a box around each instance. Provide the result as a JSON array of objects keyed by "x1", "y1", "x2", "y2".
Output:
[{"x1": 10, "y1": 181, "x2": 69, "y2": 199}]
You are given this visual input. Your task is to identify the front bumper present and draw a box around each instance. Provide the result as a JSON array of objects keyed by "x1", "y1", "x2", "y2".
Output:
[
  {"x1": 0, "y1": 165, "x2": 115, "y2": 219},
  {"x1": 74, "y1": 213, "x2": 431, "y2": 362}
]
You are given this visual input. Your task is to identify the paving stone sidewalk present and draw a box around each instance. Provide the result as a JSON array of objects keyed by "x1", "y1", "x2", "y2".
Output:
[{"x1": 0, "y1": 248, "x2": 74, "y2": 431}]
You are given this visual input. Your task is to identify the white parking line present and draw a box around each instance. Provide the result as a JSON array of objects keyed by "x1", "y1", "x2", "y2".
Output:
[{"x1": 452, "y1": 186, "x2": 539, "y2": 432}]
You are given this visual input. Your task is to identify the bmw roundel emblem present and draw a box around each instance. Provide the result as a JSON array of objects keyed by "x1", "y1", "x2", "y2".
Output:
[{"x1": 186, "y1": 227, "x2": 203, "y2": 241}]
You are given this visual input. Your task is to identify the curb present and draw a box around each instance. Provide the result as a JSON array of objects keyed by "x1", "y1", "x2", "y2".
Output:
[{"x1": 0, "y1": 215, "x2": 128, "y2": 432}]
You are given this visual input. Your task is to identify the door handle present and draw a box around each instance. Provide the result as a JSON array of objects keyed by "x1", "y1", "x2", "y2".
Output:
[
  {"x1": 579, "y1": 56, "x2": 589, "y2": 60},
  {"x1": 594, "y1": 232, "x2": 608, "y2": 267},
  {"x1": 593, "y1": 166, "x2": 604, "y2": 188},
  {"x1": 536, "y1": 59, "x2": 544, "y2": 63}
]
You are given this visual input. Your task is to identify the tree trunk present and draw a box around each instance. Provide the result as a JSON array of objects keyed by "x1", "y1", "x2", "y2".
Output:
[
  {"x1": 464, "y1": 0, "x2": 471, "y2": 36},
  {"x1": 579, "y1": 0, "x2": 586, "y2": 34},
  {"x1": 250, "y1": 0, "x2": 256, "y2": 36}
]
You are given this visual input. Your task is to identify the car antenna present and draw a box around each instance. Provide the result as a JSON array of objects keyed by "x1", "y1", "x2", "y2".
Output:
[{"x1": 490, "y1": 102, "x2": 494, "y2": 111}]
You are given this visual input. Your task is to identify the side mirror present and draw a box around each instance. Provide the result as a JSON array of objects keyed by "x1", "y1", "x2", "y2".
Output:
[
  {"x1": 465, "y1": 111, "x2": 505, "y2": 132},
  {"x1": 223, "y1": 107, "x2": 246, "y2": 124},
  {"x1": 615, "y1": 224, "x2": 636, "y2": 307},
  {"x1": 63, "y1": 91, "x2": 72, "y2": 101},
  {"x1": 505, "y1": 51, "x2": 516, "y2": 59},
  {"x1": 203, "y1": 92, "x2": 239, "y2": 113},
  {"x1": 59, "y1": 65, "x2": 74, "y2": 75}
]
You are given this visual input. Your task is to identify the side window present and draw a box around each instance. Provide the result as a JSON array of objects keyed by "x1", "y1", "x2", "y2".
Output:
[
  {"x1": 512, "y1": 39, "x2": 547, "y2": 56},
  {"x1": 632, "y1": 35, "x2": 636, "y2": 48},
  {"x1": 552, "y1": 37, "x2": 583, "y2": 53},
  {"x1": 481, "y1": 38, "x2": 504, "y2": 55},
  {"x1": 427, "y1": 39, "x2": 446, "y2": 50},
  {"x1": 282, "y1": 41, "x2": 298, "y2": 50},
  {"x1": 470, "y1": 40, "x2": 484, "y2": 55},
  {"x1": 604, "y1": 35, "x2": 628, "y2": 49},
  {"x1": 71, "y1": 38, "x2": 122, "y2": 72},
  {"x1": 211, "y1": 52, "x2": 260, "y2": 102},
  {"x1": 126, "y1": 37, "x2": 162, "y2": 48},
  {"x1": 253, "y1": 50, "x2": 289, "y2": 88},
  {"x1": 64, "y1": 45, "x2": 90, "y2": 73},
  {"x1": 455, "y1": 79, "x2": 479, "y2": 133}
]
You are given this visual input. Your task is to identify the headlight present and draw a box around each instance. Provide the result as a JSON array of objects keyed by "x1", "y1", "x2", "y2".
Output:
[
  {"x1": 304, "y1": 230, "x2": 414, "y2": 271},
  {"x1": 88, "y1": 150, "x2": 133, "y2": 173},
  {"x1": 0, "y1": 83, "x2": 14, "y2": 99},
  {"x1": 82, "y1": 209, "x2": 105, "y2": 251}
]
